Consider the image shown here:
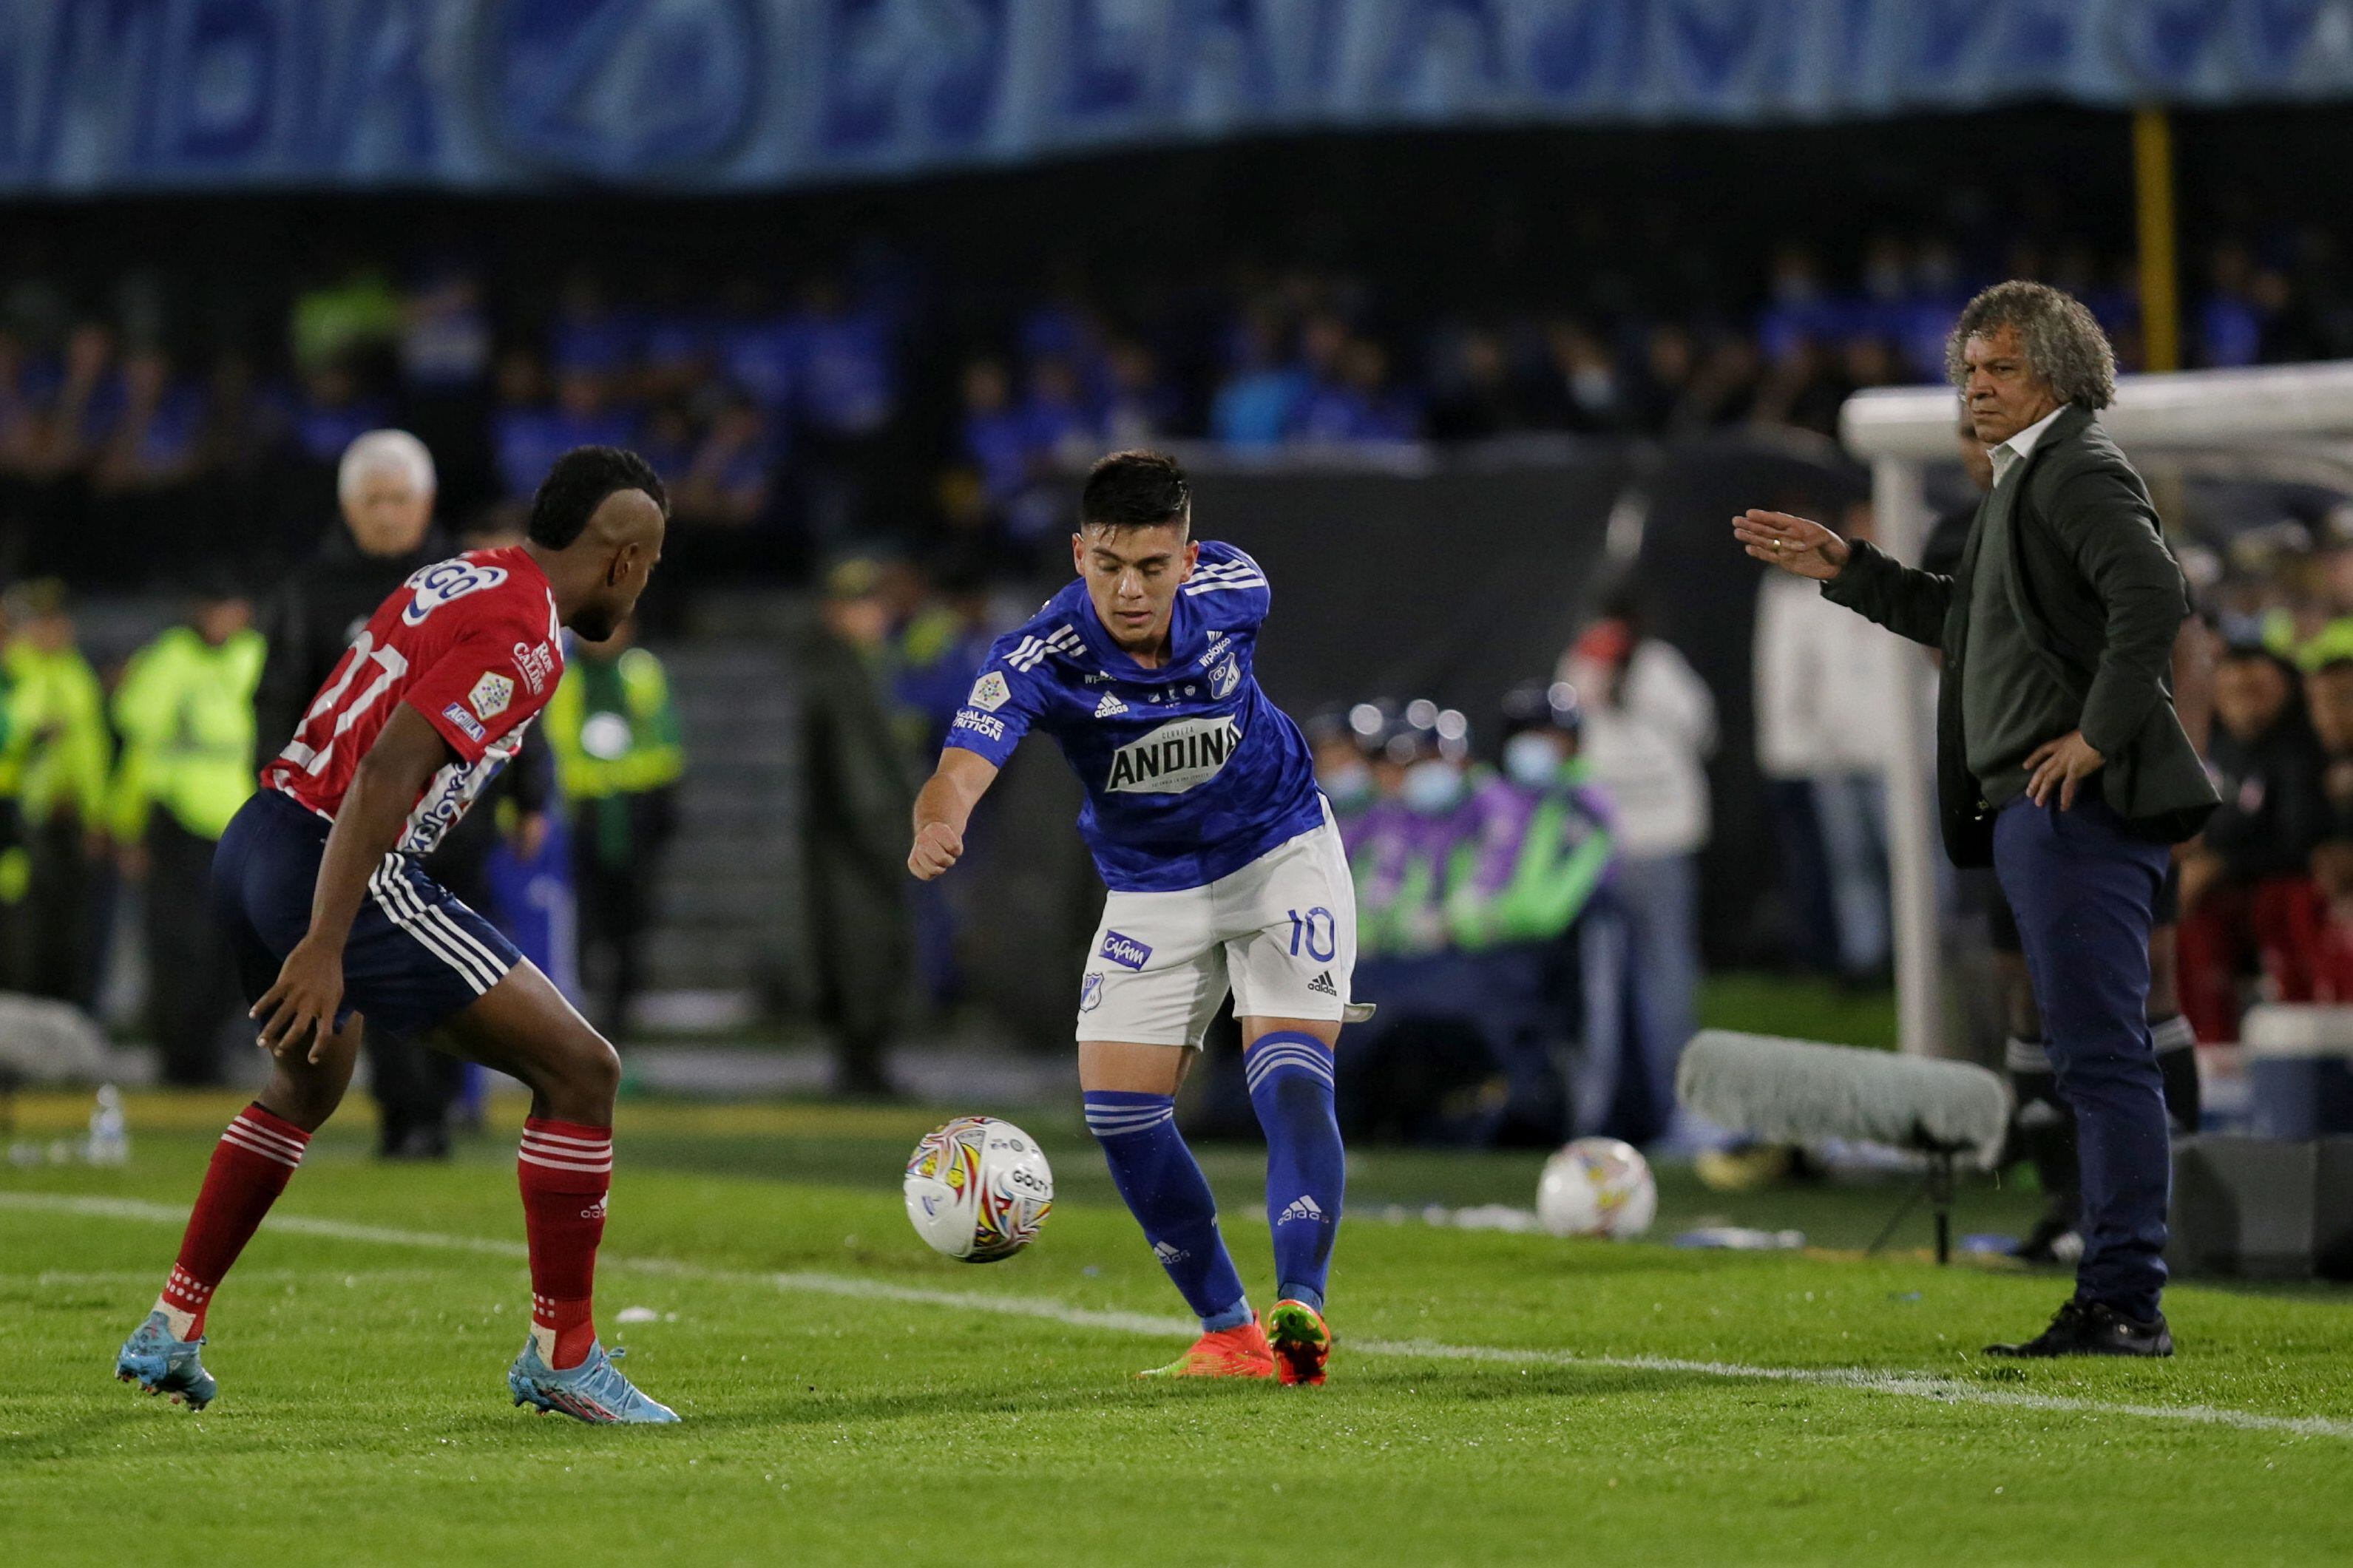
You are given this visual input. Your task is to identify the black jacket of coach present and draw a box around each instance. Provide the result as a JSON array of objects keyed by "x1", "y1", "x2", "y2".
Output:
[{"x1": 1821, "y1": 402, "x2": 2218, "y2": 866}]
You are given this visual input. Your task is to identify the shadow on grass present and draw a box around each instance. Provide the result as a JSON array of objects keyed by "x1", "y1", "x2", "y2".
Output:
[
  {"x1": 0, "y1": 1404, "x2": 152, "y2": 1462},
  {"x1": 436, "y1": 1359, "x2": 1782, "y2": 1437}
]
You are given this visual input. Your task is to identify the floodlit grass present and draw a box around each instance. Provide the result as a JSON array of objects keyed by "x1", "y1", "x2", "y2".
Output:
[
  {"x1": 4, "y1": 1093, "x2": 2351, "y2": 1566},
  {"x1": 1698, "y1": 971, "x2": 1900, "y2": 1051}
]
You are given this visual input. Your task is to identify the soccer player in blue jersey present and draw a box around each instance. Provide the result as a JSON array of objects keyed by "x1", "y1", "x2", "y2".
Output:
[{"x1": 909, "y1": 450, "x2": 1352, "y2": 1385}]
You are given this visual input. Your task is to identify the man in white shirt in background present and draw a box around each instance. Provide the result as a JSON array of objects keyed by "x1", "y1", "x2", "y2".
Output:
[
  {"x1": 1754, "y1": 498, "x2": 1901, "y2": 984},
  {"x1": 1561, "y1": 599, "x2": 1717, "y2": 1146}
]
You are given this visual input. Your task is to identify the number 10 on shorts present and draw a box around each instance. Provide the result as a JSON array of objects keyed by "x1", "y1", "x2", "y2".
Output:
[{"x1": 1286, "y1": 907, "x2": 1337, "y2": 963}]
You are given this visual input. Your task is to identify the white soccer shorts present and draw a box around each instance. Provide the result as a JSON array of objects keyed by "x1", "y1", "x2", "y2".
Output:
[{"x1": 1076, "y1": 805, "x2": 1357, "y2": 1048}]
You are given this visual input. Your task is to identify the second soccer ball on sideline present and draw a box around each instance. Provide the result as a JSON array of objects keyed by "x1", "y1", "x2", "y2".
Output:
[
  {"x1": 1535, "y1": 1138, "x2": 1657, "y2": 1240},
  {"x1": 902, "y1": 1116, "x2": 1056, "y2": 1261}
]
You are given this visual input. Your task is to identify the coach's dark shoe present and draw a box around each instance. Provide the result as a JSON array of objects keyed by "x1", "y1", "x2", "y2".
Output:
[{"x1": 1985, "y1": 1299, "x2": 2173, "y2": 1359}]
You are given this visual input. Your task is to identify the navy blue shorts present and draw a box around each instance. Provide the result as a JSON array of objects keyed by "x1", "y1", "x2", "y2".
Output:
[{"x1": 211, "y1": 790, "x2": 521, "y2": 1042}]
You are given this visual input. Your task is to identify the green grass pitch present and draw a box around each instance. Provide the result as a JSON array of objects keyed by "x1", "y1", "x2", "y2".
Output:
[{"x1": 5, "y1": 1091, "x2": 2352, "y2": 1566}]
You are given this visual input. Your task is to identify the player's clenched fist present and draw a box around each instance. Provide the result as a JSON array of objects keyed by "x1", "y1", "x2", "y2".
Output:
[{"x1": 909, "y1": 820, "x2": 964, "y2": 880}]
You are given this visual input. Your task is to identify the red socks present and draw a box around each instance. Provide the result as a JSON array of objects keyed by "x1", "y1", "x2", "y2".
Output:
[
  {"x1": 149, "y1": 1106, "x2": 611, "y2": 1371},
  {"x1": 517, "y1": 1118, "x2": 612, "y2": 1369},
  {"x1": 157, "y1": 1104, "x2": 311, "y2": 1339}
]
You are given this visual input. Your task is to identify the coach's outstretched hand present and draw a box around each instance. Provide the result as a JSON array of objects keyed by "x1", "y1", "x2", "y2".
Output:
[
  {"x1": 1733, "y1": 509, "x2": 1851, "y2": 581},
  {"x1": 909, "y1": 820, "x2": 964, "y2": 880},
  {"x1": 252, "y1": 935, "x2": 345, "y2": 1063}
]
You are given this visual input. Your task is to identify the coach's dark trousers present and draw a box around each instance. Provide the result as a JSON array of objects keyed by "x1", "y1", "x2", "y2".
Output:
[{"x1": 1992, "y1": 793, "x2": 2173, "y2": 1320}]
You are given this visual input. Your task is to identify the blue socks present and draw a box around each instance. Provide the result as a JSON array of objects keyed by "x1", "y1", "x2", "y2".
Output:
[
  {"x1": 1246, "y1": 1032, "x2": 1345, "y2": 1311},
  {"x1": 1084, "y1": 1091, "x2": 1251, "y2": 1331}
]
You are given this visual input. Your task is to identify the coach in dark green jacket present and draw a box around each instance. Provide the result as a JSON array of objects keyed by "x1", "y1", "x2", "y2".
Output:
[{"x1": 1736, "y1": 281, "x2": 2217, "y2": 1360}]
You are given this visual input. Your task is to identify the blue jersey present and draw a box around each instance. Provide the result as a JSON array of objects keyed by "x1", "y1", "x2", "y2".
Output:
[{"x1": 945, "y1": 541, "x2": 1324, "y2": 892}]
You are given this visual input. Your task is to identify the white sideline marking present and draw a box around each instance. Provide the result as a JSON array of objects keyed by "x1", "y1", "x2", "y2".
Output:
[{"x1": 7, "y1": 1190, "x2": 2348, "y2": 1442}]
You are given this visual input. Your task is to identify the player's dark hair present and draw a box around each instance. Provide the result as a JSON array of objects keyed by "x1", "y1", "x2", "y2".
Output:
[
  {"x1": 1080, "y1": 449, "x2": 1190, "y2": 535},
  {"x1": 527, "y1": 447, "x2": 667, "y2": 550}
]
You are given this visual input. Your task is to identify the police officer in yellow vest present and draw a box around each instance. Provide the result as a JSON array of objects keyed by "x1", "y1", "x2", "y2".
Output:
[
  {"x1": 2, "y1": 581, "x2": 112, "y2": 1003},
  {"x1": 109, "y1": 579, "x2": 265, "y2": 1085},
  {"x1": 541, "y1": 619, "x2": 683, "y2": 1036}
]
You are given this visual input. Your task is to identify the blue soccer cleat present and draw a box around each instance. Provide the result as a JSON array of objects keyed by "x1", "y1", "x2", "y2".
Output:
[
  {"x1": 116, "y1": 1310, "x2": 219, "y2": 1410},
  {"x1": 507, "y1": 1338, "x2": 679, "y2": 1424}
]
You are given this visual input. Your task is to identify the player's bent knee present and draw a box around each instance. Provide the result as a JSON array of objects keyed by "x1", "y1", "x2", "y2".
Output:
[
  {"x1": 261, "y1": 1075, "x2": 345, "y2": 1134},
  {"x1": 545, "y1": 1031, "x2": 621, "y2": 1120},
  {"x1": 257, "y1": 1020, "x2": 361, "y2": 1133}
]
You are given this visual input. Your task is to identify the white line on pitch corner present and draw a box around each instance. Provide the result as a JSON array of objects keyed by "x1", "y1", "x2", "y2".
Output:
[{"x1": 7, "y1": 1189, "x2": 2347, "y2": 1442}]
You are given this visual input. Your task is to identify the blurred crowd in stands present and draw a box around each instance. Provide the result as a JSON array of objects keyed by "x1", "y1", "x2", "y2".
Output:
[
  {"x1": 7, "y1": 176, "x2": 2353, "y2": 1138},
  {"x1": 3, "y1": 206, "x2": 2350, "y2": 595}
]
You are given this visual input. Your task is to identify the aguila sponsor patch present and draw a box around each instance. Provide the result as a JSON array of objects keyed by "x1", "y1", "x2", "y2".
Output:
[{"x1": 441, "y1": 703, "x2": 487, "y2": 743}]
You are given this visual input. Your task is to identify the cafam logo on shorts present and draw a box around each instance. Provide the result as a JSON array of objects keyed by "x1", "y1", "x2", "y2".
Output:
[
  {"x1": 1105, "y1": 716, "x2": 1242, "y2": 794},
  {"x1": 1100, "y1": 931, "x2": 1153, "y2": 970}
]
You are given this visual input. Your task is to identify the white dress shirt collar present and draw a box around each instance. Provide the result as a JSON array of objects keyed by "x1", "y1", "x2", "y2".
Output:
[{"x1": 1988, "y1": 404, "x2": 2068, "y2": 488}]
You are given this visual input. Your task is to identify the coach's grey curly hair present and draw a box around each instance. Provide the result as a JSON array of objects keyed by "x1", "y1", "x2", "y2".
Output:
[{"x1": 1944, "y1": 280, "x2": 2118, "y2": 411}]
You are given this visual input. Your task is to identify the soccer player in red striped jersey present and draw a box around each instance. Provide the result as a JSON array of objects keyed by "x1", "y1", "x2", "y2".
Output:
[{"x1": 115, "y1": 447, "x2": 679, "y2": 1424}]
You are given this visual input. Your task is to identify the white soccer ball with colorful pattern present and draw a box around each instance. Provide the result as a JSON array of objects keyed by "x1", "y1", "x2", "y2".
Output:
[
  {"x1": 903, "y1": 1116, "x2": 1055, "y2": 1261},
  {"x1": 1536, "y1": 1137, "x2": 1656, "y2": 1239}
]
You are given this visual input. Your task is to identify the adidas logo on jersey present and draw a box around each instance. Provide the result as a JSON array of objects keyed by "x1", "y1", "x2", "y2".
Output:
[
  {"x1": 1094, "y1": 691, "x2": 1129, "y2": 718},
  {"x1": 1307, "y1": 971, "x2": 1338, "y2": 997},
  {"x1": 1276, "y1": 1195, "x2": 1325, "y2": 1225},
  {"x1": 1152, "y1": 1240, "x2": 1188, "y2": 1264}
]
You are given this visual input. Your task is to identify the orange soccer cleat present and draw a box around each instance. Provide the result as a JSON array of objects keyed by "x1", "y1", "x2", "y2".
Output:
[
  {"x1": 1264, "y1": 1299, "x2": 1333, "y2": 1386},
  {"x1": 1138, "y1": 1314, "x2": 1278, "y2": 1379}
]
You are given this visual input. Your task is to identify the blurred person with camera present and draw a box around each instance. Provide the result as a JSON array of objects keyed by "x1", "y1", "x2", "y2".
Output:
[
  {"x1": 1558, "y1": 594, "x2": 1716, "y2": 1142},
  {"x1": 108, "y1": 575, "x2": 264, "y2": 1085}
]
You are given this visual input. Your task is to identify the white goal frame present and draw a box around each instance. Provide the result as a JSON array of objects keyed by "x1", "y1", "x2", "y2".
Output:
[{"x1": 1841, "y1": 362, "x2": 2353, "y2": 1056}]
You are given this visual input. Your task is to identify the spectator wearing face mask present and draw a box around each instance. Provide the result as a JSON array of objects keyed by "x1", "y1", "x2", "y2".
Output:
[
  {"x1": 1307, "y1": 705, "x2": 1380, "y2": 844},
  {"x1": 1351, "y1": 701, "x2": 1472, "y2": 958},
  {"x1": 1447, "y1": 682, "x2": 1615, "y2": 951}
]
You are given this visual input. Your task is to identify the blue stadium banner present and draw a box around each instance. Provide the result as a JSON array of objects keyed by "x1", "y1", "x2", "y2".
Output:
[{"x1": 1, "y1": 0, "x2": 2350, "y2": 193}]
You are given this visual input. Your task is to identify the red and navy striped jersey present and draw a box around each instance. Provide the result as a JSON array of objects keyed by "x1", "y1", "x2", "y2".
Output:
[{"x1": 263, "y1": 546, "x2": 564, "y2": 856}]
